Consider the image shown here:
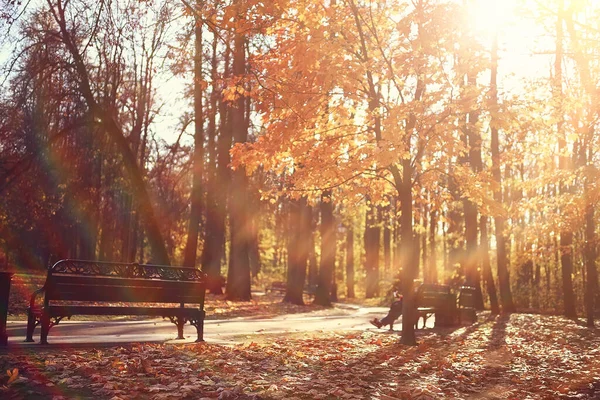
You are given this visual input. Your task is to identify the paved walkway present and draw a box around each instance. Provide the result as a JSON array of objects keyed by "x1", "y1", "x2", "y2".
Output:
[{"x1": 4, "y1": 304, "x2": 418, "y2": 347}]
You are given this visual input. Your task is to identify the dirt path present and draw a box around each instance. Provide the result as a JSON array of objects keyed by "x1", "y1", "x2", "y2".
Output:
[{"x1": 5, "y1": 303, "x2": 411, "y2": 346}]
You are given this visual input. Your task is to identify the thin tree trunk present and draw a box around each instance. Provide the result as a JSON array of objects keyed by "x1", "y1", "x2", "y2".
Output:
[
  {"x1": 384, "y1": 218, "x2": 391, "y2": 274},
  {"x1": 183, "y1": 9, "x2": 204, "y2": 269},
  {"x1": 564, "y1": 6, "x2": 597, "y2": 327},
  {"x1": 308, "y1": 206, "x2": 318, "y2": 287},
  {"x1": 202, "y1": 40, "x2": 231, "y2": 294},
  {"x1": 364, "y1": 202, "x2": 380, "y2": 298},
  {"x1": 428, "y1": 208, "x2": 438, "y2": 283},
  {"x1": 346, "y1": 224, "x2": 355, "y2": 298},
  {"x1": 421, "y1": 206, "x2": 427, "y2": 282},
  {"x1": 584, "y1": 196, "x2": 597, "y2": 327},
  {"x1": 314, "y1": 191, "x2": 335, "y2": 307},
  {"x1": 490, "y1": 29, "x2": 515, "y2": 313},
  {"x1": 284, "y1": 197, "x2": 309, "y2": 305},
  {"x1": 481, "y1": 216, "x2": 500, "y2": 314},
  {"x1": 398, "y1": 159, "x2": 417, "y2": 345},
  {"x1": 553, "y1": 0, "x2": 576, "y2": 318},
  {"x1": 226, "y1": 4, "x2": 251, "y2": 300}
]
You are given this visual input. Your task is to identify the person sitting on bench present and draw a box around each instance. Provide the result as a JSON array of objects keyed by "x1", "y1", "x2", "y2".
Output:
[{"x1": 370, "y1": 291, "x2": 403, "y2": 330}]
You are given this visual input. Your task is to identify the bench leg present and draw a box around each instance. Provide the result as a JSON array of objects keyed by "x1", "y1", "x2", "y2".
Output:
[
  {"x1": 415, "y1": 313, "x2": 424, "y2": 330},
  {"x1": 176, "y1": 317, "x2": 185, "y2": 340},
  {"x1": 190, "y1": 311, "x2": 205, "y2": 342},
  {"x1": 40, "y1": 313, "x2": 50, "y2": 345},
  {"x1": 25, "y1": 308, "x2": 37, "y2": 342}
]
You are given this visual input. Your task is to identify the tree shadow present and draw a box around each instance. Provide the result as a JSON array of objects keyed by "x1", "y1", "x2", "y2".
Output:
[{"x1": 486, "y1": 313, "x2": 510, "y2": 351}]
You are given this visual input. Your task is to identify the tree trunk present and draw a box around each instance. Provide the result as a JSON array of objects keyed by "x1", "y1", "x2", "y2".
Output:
[
  {"x1": 183, "y1": 9, "x2": 204, "y2": 269},
  {"x1": 202, "y1": 40, "x2": 231, "y2": 294},
  {"x1": 553, "y1": 0, "x2": 576, "y2": 319},
  {"x1": 584, "y1": 197, "x2": 597, "y2": 327},
  {"x1": 428, "y1": 208, "x2": 438, "y2": 283},
  {"x1": 481, "y1": 216, "x2": 500, "y2": 314},
  {"x1": 384, "y1": 218, "x2": 391, "y2": 274},
  {"x1": 284, "y1": 197, "x2": 309, "y2": 305},
  {"x1": 307, "y1": 206, "x2": 319, "y2": 287},
  {"x1": 226, "y1": 5, "x2": 251, "y2": 301},
  {"x1": 490, "y1": 29, "x2": 515, "y2": 313},
  {"x1": 398, "y1": 160, "x2": 418, "y2": 346},
  {"x1": 314, "y1": 191, "x2": 335, "y2": 307},
  {"x1": 564, "y1": 8, "x2": 598, "y2": 327},
  {"x1": 447, "y1": 171, "x2": 463, "y2": 277},
  {"x1": 248, "y1": 189, "x2": 261, "y2": 278},
  {"x1": 346, "y1": 224, "x2": 355, "y2": 298},
  {"x1": 462, "y1": 50, "x2": 484, "y2": 309},
  {"x1": 364, "y1": 202, "x2": 380, "y2": 298}
]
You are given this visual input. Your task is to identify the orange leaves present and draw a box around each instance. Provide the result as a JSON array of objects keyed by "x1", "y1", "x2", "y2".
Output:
[
  {"x1": 5, "y1": 311, "x2": 600, "y2": 398},
  {"x1": 6, "y1": 369, "x2": 18, "y2": 385}
]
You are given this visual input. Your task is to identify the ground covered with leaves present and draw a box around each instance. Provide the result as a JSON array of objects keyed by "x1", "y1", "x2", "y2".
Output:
[{"x1": 2, "y1": 312, "x2": 600, "y2": 399}]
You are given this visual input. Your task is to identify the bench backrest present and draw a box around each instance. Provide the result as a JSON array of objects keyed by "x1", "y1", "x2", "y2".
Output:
[
  {"x1": 44, "y1": 260, "x2": 206, "y2": 306},
  {"x1": 457, "y1": 286, "x2": 476, "y2": 309},
  {"x1": 416, "y1": 284, "x2": 453, "y2": 309}
]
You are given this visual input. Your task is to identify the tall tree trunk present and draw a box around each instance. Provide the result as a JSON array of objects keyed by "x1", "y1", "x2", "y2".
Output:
[
  {"x1": 308, "y1": 206, "x2": 318, "y2": 287},
  {"x1": 481, "y1": 216, "x2": 500, "y2": 314},
  {"x1": 420, "y1": 206, "x2": 427, "y2": 282},
  {"x1": 447, "y1": 172, "x2": 463, "y2": 277},
  {"x1": 284, "y1": 197, "x2": 309, "y2": 305},
  {"x1": 346, "y1": 224, "x2": 355, "y2": 298},
  {"x1": 397, "y1": 159, "x2": 418, "y2": 346},
  {"x1": 202, "y1": 39, "x2": 231, "y2": 294},
  {"x1": 314, "y1": 191, "x2": 335, "y2": 307},
  {"x1": 490, "y1": 29, "x2": 515, "y2": 313},
  {"x1": 584, "y1": 193, "x2": 597, "y2": 327},
  {"x1": 554, "y1": 0, "x2": 576, "y2": 318},
  {"x1": 462, "y1": 39, "x2": 484, "y2": 308},
  {"x1": 428, "y1": 208, "x2": 438, "y2": 283},
  {"x1": 226, "y1": 4, "x2": 251, "y2": 300},
  {"x1": 248, "y1": 189, "x2": 261, "y2": 278},
  {"x1": 564, "y1": 8, "x2": 598, "y2": 327},
  {"x1": 364, "y1": 202, "x2": 380, "y2": 298},
  {"x1": 383, "y1": 216, "x2": 391, "y2": 274},
  {"x1": 183, "y1": 10, "x2": 204, "y2": 269}
]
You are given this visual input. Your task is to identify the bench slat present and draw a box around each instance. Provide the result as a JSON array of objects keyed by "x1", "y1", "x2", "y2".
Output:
[
  {"x1": 48, "y1": 275, "x2": 205, "y2": 289},
  {"x1": 46, "y1": 283, "x2": 203, "y2": 303},
  {"x1": 46, "y1": 305, "x2": 203, "y2": 317}
]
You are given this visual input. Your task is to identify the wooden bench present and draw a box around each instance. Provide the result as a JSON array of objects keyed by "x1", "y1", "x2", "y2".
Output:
[
  {"x1": 26, "y1": 259, "x2": 207, "y2": 344},
  {"x1": 415, "y1": 283, "x2": 457, "y2": 329},
  {"x1": 457, "y1": 286, "x2": 477, "y2": 324},
  {"x1": 265, "y1": 281, "x2": 317, "y2": 297},
  {"x1": 304, "y1": 284, "x2": 317, "y2": 297},
  {"x1": 265, "y1": 281, "x2": 287, "y2": 294}
]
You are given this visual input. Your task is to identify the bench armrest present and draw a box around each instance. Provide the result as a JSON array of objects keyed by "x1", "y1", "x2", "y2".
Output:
[{"x1": 29, "y1": 286, "x2": 46, "y2": 312}]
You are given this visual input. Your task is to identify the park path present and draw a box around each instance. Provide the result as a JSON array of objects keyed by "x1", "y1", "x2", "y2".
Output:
[{"x1": 4, "y1": 303, "x2": 428, "y2": 347}]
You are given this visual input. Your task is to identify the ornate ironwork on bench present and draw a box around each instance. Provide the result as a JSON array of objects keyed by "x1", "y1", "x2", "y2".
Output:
[{"x1": 26, "y1": 259, "x2": 207, "y2": 344}]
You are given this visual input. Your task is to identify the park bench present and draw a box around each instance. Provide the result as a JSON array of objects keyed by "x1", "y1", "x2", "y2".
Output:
[
  {"x1": 415, "y1": 283, "x2": 457, "y2": 329},
  {"x1": 457, "y1": 286, "x2": 477, "y2": 323},
  {"x1": 304, "y1": 284, "x2": 317, "y2": 297},
  {"x1": 265, "y1": 281, "x2": 316, "y2": 297},
  {"x1": 26, "y1": 259, "x2": 207, "y2": 345},
  {"x1": 265, "y1": 281, "x2": 287, "y2": 294}
]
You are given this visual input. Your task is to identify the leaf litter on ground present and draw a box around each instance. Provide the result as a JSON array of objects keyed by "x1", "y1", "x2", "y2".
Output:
[{"x1": 3, "y1": 311, "x2": 600, "y2": 399}]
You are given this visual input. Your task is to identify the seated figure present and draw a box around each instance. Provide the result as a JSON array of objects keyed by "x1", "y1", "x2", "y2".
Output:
[{"x1": 370, "y1": 291, "x2": 403, "y2": 331}]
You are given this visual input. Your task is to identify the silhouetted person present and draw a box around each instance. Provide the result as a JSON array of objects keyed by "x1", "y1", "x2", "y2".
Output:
[{"x1": 370, "y1": 291, "x2": 403, "y2": 330}]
